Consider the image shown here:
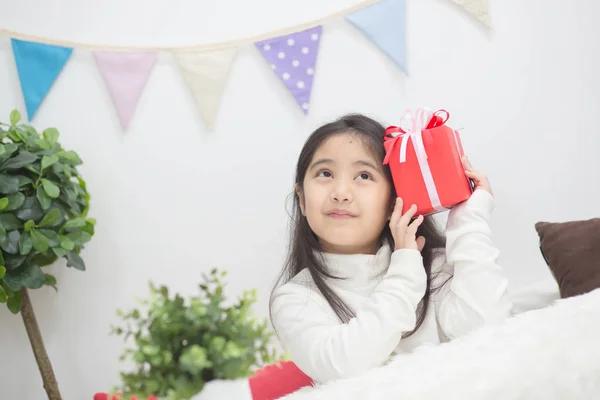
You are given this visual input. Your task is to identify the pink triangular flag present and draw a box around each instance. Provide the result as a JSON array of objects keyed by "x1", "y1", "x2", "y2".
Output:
[{"x1": 93, "y1": 52, "x2": 156, "y2": 130}]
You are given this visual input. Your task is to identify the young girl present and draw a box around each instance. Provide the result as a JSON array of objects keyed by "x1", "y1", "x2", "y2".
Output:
[{"x1": 270, "y1": 114, "x2": 512, "y2": 384}]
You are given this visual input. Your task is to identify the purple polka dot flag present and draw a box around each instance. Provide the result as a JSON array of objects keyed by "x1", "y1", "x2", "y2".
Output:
[{"x1": 255, "y1": 26, "x2": 322, "y2": 114}]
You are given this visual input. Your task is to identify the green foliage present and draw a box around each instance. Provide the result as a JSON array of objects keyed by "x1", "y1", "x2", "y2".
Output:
[
  {"x1": 112, "y1": 269, "x2": 280, "y2": 400},
  {"x1": 0, "y1": 110, "x2": 94, "y2": 313}
]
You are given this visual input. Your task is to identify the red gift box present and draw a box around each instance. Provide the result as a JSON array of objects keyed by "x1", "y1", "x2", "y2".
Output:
[
  {"x1": 383, "y1": 108, "x2": 473, "y2": 216},
  {"x1": 249, "y1": 361, "x2": 313, "y2": 399}
]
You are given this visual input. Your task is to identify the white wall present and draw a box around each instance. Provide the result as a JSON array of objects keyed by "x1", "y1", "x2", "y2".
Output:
[{"x1": 1, "y1": 0, "x2": 599, "y2": 398}]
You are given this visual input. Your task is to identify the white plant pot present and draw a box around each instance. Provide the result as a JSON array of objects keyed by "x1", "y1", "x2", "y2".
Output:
[{"x1": 190, "y1": 378, "x2": 252, "y2": 400}]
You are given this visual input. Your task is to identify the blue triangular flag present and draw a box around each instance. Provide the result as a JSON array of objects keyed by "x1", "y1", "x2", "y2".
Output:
[
  {"x1": 346, "y1": 0, "x2": 408, "y2": 74},
  {"x1": 11, "y1": 39, "x2": 73, "y2": 120}
]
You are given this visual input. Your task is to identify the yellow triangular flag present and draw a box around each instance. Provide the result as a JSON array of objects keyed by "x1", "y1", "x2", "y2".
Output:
[
  {"x1": 175, "y1": 48, "x2": 237, "y2": 130},
  {"x1": 449, "y1": 0, "x2": 492, "y2": 28}
]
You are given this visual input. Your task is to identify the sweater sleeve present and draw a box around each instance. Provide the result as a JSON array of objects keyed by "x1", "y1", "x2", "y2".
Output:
[
  {"x1": 432, "y1": 189, "x2": 512, "y2": 340},
  {"x1": 270, "y1": 249, "x2": 426, "y2": 383}
]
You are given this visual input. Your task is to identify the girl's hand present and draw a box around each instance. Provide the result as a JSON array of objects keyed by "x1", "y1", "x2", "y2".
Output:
[
  {"x1": 462, "y1": 156, "x2": 493, "y2": 195},
  {"x1": 390, "y1": 198, "x2": 426, "y2": 252}
]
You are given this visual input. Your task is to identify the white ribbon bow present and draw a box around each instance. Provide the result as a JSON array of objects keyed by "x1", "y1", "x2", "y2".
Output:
[{"x1": 396, "y1": 107, "x2": 435, "y2": 163}]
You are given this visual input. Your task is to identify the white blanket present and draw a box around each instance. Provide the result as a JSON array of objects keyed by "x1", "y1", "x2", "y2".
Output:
[{"x1": 282, "y1": 288, "x2": 600, "y2": 400}]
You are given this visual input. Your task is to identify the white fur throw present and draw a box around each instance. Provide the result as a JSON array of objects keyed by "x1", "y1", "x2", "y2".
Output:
[{"x1": 282, "y1": 289, "x2": 600, "y2": 400}]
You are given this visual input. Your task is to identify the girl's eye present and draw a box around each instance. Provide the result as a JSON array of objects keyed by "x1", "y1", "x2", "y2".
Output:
[
  {"x1": 356, "y1": 172, "x2": 371, "y2": 180},
  {"x1": 317, "y1": 170, "x2": 332, "y2": 178}
]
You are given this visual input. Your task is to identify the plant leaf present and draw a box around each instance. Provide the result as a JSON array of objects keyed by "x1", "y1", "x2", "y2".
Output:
[
  {"x1": 64, "y1": 185, "x2": 78, "y2": 201},
  {"x1": 15, "y1": 197, "x2": 44, "y2": 221},
  {"x1": 4, "y1": 264, "x2": 46, "y2": 293},
  {"x1": 0, "y1": 197, "x2": 8, "y2": 211},
  {"x1": 4, "y1": 192, "x2": 25, "y2": 212},
  {"x1": 41, "y1": 154, "x2": 59, "y2": 171},
  {"x1": 82, "y1": 220, "x2": 95, "y2": 236},
  {"x1": 0, "y1": 214, "x2": 23, "y2": 230},
  {"x1": 0, "y1": 284, "x2": 6, "y2": 303},
  {"x1": 7, "y1": 129, "x2": 25, "y2": 144},
  {"x1": 0, "y1": 283, "x2": 9, "y2": 299},
  {"x1": 60, "y1": 237, "x2": 75, "y2": 250},
  {"x1": 0, "y1": 151, "x2": 38, "y2": 170},
  {"x1": 35, "y1": 139, "x2": 51, "y2": 150},
  {"x1": 29, "y1": 252, "x2": 58, "y2": 268},
  {"x1": 4, "y1": 254, "x2": 25, "y2": 270},
  {"x1": 18, "y1": 175, "x2": 34, "y2": 187},
  {"x1": 7, "y1": 290, "x2": 22, "y2": 313},
  {"x1": 52, "y1": 247, "x2": 68, "y2": 257},
  {"x1": 56, "y1": 150, "x2": 82, "y2": 166},
  {"x1": 39, "y1": 229, "x2": 60, "y2": 247},
  {"x1": 19, "y1": 231, "x2": 32, "y2": 255},
  {"x1": 24, "y1": 220, "x2": 35, "y2": 231},
  {"x1": 0, "y1": 266, "x2": 5, "y2": 279},
  {"x1": 0, "y1": 144, "x2": 18, "y2": 156},
  {"x1": 43, "y1": 128, "x2": 59, "y2": 146},
  {"x1": 2, "y1": 270, "x2": 21, "y2": 291},
  {"x1": 0, "y1": 223, "x2": 8, "y2": 244},
  {"x1": 41, "y1": 179, "x2": 60, "y2": 198},
  {"x1": 38, "y1": 208, "x2": 61, "y2": 227},
  {"x1": 21, "y1": 265, "x2": 46, "y2": 289},
  {"x1": 0, "y1": 174, "x2": 20, "y2": 194},
  {"x1": 1, "y1": 230, "x2": 20, "y2": 254},
  {"x1": 66, "y1": 251, "x2": 85, "y2": 271},
  {"x1": 18, "y1": 125, "x2": 38, "y2": 136},
  {"x1": 63, "y1": 217, "x2": 85, "y2": 229},
  {"x1": 36, "y1": 185, "x2": 52, "y2": 210},
  {"x1": 24, "y1": 164, "x2": 39, "y2": 174},
  {"x1": 44, "y1": 273, "x2": 58, "y2": 291},
  {"x1": 9, "y1": 110, "x2": 21, "y2": 126},
  {"x1": 66, "y1": 230, "x2": 91, "y2": 245},
  {"x1": 30, "y1": 229, "x2": 49, "y2": 252}
]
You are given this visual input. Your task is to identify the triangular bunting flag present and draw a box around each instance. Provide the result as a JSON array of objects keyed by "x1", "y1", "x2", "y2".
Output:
[
  {"x1": 255, "y1": 26, "x2": 322, "y2": 115},
  {"x1": 175, "y1": 48, "x2": 237, "y2": 130},
  {"x1": 11, "y1": 39, "x2": 73, "y2": 120},
  {"x1": 448, "y1": 0, "x2": 492, "y2": 28},
  {"x1": 345, "y1": 0, "x2": 408, "y2": 75},
  {"x1": 93, "y1": 52, "x2": 157, "y2": 130}
]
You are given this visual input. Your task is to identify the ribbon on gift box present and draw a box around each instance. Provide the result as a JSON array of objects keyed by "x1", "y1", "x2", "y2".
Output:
[{"x1": 383, "y1": 107, "x2": 450, "y2": 213}]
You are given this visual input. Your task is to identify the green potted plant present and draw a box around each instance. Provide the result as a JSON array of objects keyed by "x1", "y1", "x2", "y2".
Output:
[
  {"x1": 0, "y1": 110, "x2": 95, "y2": 400},
  {"x1": 111, "y1": 268, "x2": 280, "y2": 400}
]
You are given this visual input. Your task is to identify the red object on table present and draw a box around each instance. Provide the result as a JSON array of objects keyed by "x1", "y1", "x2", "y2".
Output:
[
  {"x1": 383, "y1": 108, "x2": 473, "y2": 216},
  {"x1": 93, "y1": 393, "x2": 158, "y2": 400},
  {"x1": 249, "y1": 361, "x2": 314, "y2": 400}
]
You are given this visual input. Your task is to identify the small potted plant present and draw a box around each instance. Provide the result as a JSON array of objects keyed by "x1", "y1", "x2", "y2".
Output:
[
  {"x1": 0, "y1": 110, "x2": 95, "y2": 400},
  {"x1": 110, "y1": 268, "x2": 280, "y2": 400}
]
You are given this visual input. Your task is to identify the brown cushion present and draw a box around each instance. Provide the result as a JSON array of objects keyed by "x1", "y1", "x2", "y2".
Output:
[{"x1": 535, "y1": 218, "x2": 600, "y2": 298}]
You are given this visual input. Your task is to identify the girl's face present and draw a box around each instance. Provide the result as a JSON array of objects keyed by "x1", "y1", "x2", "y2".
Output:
[{"x1": 298, "y1": 132, "x2": 392, "y2": 255}]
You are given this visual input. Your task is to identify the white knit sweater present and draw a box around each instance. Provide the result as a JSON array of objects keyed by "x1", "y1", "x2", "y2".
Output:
[{"x1": 270, "y1": 189, "x2": 512, "y2": 383}]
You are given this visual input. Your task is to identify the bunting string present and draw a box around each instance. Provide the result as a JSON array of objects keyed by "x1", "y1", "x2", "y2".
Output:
[
  {"x1": 0, "y1": 0, "x2": 382, "y2": 53},
  {"x1": 1, "y1": 0, "x2": 491, "y2": 130}
]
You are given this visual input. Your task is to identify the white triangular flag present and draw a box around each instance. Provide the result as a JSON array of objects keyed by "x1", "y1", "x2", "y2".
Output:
[
  {"x1": 449, "y1": 0, "x2": 492, "y2": 28},
  {"x1": 175, "y1": 48, "x2": 237, "y2": 130}
]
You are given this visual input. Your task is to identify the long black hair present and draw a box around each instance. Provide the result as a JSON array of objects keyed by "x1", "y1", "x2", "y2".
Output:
[{"x1": 272, "y1": 113, "x2": 448, "y2": 338}]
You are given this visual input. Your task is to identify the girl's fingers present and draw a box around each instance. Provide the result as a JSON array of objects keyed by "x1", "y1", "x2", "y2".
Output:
[
  {"x1": 405, "y1": 214, "x2": 423, "y2": 236},
  {"x1": 464, "y1": 168, "x2": 493, "y2": 194},
  {"x1": 389, "y1": 197, "x2": 403, "y2": 227},
  {"x1": 398, "y1": 204, "x2": 417, "y2": 229},
  {"x1": 464, "y1": 168, "x2": 483, "y2": 181}
]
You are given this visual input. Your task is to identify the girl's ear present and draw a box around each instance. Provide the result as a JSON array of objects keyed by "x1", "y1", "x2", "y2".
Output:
[{"x1": 295, "y1": 184, "x2": 306, "y2": 216}]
